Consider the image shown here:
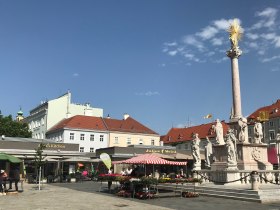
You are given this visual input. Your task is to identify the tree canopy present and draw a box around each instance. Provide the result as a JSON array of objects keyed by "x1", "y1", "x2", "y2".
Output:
[{"x1": 0, "y1": 115, "x2": 32, "y2": 138}]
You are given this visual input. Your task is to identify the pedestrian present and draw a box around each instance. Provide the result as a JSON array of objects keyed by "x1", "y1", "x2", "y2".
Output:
[
  {"x1": 9, "y1": 167, "x2": 20, "y2": 191},
  {"x1": 0, "y1": 169, "x2": 8, "y2": 194}
]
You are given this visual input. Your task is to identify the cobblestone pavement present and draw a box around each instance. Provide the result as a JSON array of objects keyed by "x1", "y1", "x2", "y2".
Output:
[{"x1": 0, "y1": 181, "x2": 279, "y2": 210}]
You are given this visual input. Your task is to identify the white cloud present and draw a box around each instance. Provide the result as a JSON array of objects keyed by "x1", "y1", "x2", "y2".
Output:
[
  {"x1": 211, "y1": 37, "x2": 223, "y2": 46},
  {"x1": 261, "y1": 55, "x2": 280, "y2": 62},
  {"x1": 251, "y1": 7, "x2": 278, "y2": 29},
  {"x1": 182, "y1": 35, "x2": 205, "y2": 51},
  {"x1": 168, "y1": 50, "x2": 178, "y2": 56},
  {"x1": 271, "y1": 68, "x2": 280, "y2": 72},
  {"x1": 213, "y1": 19, "x2": 230, "y2": 30},
  {"x1": 164, "y1": 42, "x2": 177, "y2": 47},
  {"x1": 261, "y1": 33, "x2": 277, "y2": 40},
  {"x1": 248, "y1": 42, "x2": 258, "y2": 49},
  {"x1": 184, "y1": 53, "x2": 194, "y2": 59},
  {"x1": 247, "y1": 33, "x2": 259, "y2": 40},
  {"x1": 72, "y1": 73, "x2": 79, "y2": 77},
  {"x1": 197, "y1": 26, "x2": 218, "y2": 40},
  {"x1": 274, "y1": 36, "x2": 280, "y2": 47},
  {"x1": 135, "y1": 91, "x2": 160, "y2": 96},
  {"x1": 213, "y1": 57, "x2": 227, "y2": 63}
]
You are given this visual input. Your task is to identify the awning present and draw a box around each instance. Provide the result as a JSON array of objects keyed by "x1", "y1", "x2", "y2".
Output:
[
  {"x1": 62, "y1": 157, "x2": 101, "y2": 163},
  {"x1": 113, "y1": 153, "x2": 186, "y2": 165},
  {"x1": 0, "y1": 152, "x2": 22, "y2": 163}
]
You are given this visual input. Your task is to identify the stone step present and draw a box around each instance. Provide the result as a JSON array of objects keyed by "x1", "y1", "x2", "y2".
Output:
[{"x1": 156, "y1": 184, "x2": 262, "y2": 202}]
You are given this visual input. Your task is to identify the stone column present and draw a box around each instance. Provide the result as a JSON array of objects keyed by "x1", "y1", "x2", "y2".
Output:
[{"x1": 227, "y1": 47, "x2": 242, "y2": 122}]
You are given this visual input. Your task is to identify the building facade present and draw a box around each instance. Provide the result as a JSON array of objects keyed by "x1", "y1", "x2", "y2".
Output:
[
  {"x1": 247, "y1": 99, "x2": 280, "y2": 145},
  {"x1": 161, "y1": 121, "x2": 229, "y2": 151},
  {"x1": 24, "y1": 91, "x2": 103, "y2": 139},
  {"x1": 104, "y1": 114, "x2": 160, "y2": 147},
  {"x1": 46, "y1": 114, "x2": 160, "y2": 153},
  {"x1": 46, "y1": 115, "x2": 109, "y2": 153}
]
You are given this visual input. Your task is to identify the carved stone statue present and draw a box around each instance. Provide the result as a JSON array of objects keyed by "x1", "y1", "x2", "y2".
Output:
[
  {"x1": 212, "y1": 119, "x2": 225, "y2": 145},
  {"x1": 254, "y1": 122, "x2": 263, "y2": 144},
  {"x1": 204, "y1": 136, "x2": 213, "y2": 168},
  {"x1": 191, "y1": 133, "x2": 201, "y2": 170},
  {"x1": 238, "y1": 117, "x2": 249, "y2": 143},
  {"x1": 225, "y1": 129, "x2": 237, "y2": 165}
]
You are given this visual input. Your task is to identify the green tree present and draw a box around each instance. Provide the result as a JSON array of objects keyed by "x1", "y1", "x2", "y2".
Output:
[
  {"x1": 0, "y1": 115, "x2": 32, "y2": 138},
  {"x1": 34, "y1": 143, "x2": 47, "y2": 189}
]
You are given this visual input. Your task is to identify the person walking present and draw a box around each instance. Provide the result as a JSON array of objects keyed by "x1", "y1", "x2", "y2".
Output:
[
  {"x1": 9, "y1": 167, "x2": 20, "y2": 191},
  {"x1": 0, "y1": 169, "x2": 8, "y2": 194}
]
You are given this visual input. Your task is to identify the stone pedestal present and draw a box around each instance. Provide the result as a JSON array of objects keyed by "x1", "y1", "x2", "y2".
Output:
[
  {"x1": 237, "y1": 143, "x2": 273, "y2": 170},
  {"x1": 210, "y1": 143, "x2": 272, "y2": 184},
  {"x1": 212, "y1": 143, "x2": 273, "y2": 171}
]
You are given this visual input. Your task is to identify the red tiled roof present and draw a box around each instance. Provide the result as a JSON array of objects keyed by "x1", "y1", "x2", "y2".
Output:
[
  {"x1": 47, "y1": 115, "x2": 158, "y2": 135},
  {"x1": 47, "y1": 115, "x2": 107, "y2": 133},
  {"x1": 103, "y1": 117, "x2": 158, "y2": 135},
  {"x1": 247, "y1": 99, "x2": 280, "y2": 121},
  {"x1": 162, "y1": 121, "x2": 229, "y2": 144}
]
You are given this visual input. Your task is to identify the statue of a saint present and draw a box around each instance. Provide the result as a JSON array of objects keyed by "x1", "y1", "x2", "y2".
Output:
[
  {"x1": 191, "y1": 133, "x2": 201, "y2": 170},
  {"x1": 254, "y1": 121, "x2": 263, "y2": 144},
  {"x1": 225, "y1": 129, "x2": 237, "y2": 165},
  {"x1": 212, "y1": 119, "x2": 225, "y2": 145},
  {"x1": 204, "y1": 136, "x2": 213, "y2": 168},
  {"x1": 228, "y1": 19, "x2": 243, "y2": 48},
  {"x1": 238, "y1": 117, "x2": 249, "y2": 143}
]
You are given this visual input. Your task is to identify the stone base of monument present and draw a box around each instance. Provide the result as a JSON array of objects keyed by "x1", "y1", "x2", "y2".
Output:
[
  {"x1": 210, "y1": 143, "x2": 273, "y2": 184},
  {"x1": 212, "y1": 143, "x2": 273, "y2": 171},
  {"x1": 236, "y1": 143, "x2": 273, "y2": 170}
]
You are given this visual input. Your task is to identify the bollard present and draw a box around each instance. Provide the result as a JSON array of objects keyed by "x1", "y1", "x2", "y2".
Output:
[{"x1": 251, "y1": 171, "x2": 259, "y2": 191}]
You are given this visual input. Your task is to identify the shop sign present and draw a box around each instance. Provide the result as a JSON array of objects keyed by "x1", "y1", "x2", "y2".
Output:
[
  {"x1": 145, "y1": 149, "x2": 176, "y2": 154},
  {"x1": 45, "y1": 143, "x2": 66, "y2": 149}
]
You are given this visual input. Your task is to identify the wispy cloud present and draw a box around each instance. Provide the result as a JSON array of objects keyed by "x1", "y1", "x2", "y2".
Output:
[
  {"x1": 251, "y1": 7, "x2": 277, "y2": 30},
  {"x1": 135, "y1": 91, "x2": 160, "y2": 96},
  {"x1": 163, "y1": 7, "x2": 280, "y2": 66},
  {"x1": 72, "y1": 73, "x2": 79, "y2": 77},
  {"x1": 261, "y1": 55, "x2": 280, "y2": 63}
]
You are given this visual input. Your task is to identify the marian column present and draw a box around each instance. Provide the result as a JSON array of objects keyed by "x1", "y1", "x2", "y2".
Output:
[{"x1": 227, "y1": 19, "x2": 243, "y2": 122}]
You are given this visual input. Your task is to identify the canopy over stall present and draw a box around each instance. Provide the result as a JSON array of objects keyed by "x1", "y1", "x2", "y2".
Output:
[
  {"x1": 113, "y1": 153, "x2": 186, "y2": 165},
  {"x1": 0, "y1": 152, "x2": 22, "y2": 163}
]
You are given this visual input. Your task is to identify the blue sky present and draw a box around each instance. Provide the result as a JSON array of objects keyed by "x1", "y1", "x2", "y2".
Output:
[{"x1": 0, "y1": 0, "x2": 279, "y2": 135}]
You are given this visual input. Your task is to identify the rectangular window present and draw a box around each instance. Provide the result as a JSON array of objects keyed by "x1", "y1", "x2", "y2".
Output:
[
  {"x1": 90, "y1": 148, "x2": 94, "y2": 153},
  {"x1": 114, "y1": 137, "x2": 119, "y2": 144},
  {"x1": 100, "y1": 135, "x2": 104, "y2": 142},
  {"x1": 248, "y1": 128, "x2": 251, "y2": 135},
  {"x1": 151, "y1": 139, "x2": 155, "y2": 145},
  {"x1": 79, "y1": 147, "x2": 84, "y2": 152},
  {"x1": 269, "y1": 121, "x2": 274, "y2": 127},
  {"x1": 127, "y1": 138, "x2": 131, "y2": 145},
  {"x1": 184, "y1": 143, "x2": 189, "y2": 150},
  {"x1": 80, "y1": 134, "x2": 85, "y2": 141},
  {"x1": 90, "y1": 134, "x2": 95, "y2": 141},
  {"x1": 269, "y1": 130, "x2": 275, "y2": 140},
  {"x1": 70, "y1": 133, "x2": 74, "y2": 140}
]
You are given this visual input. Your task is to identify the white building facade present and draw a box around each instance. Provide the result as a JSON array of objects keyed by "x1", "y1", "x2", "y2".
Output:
[
  {"x1": 24, "y1": 91, "x2": 103, "y2": 139},
  {"x1": 47, "y1": 128, "x2": 108, "y2": 153}
]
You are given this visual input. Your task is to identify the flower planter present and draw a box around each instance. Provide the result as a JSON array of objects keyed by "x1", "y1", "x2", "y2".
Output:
[{"x1": 182, "y1": 191, "x2": 199, "y2": 198}]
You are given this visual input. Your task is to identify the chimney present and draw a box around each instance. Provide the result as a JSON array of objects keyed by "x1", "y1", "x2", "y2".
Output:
[
  {"x1": 123, "y1": 113, "x2": 130, "y2": 120},
  {"x1": 107, "y1": 114, "x2": 111, "y2": 119}
]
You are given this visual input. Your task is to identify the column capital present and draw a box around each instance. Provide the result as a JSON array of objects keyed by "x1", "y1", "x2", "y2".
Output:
[{"x1": 227, "y1": 47, "x2": 242, "y2": 59}]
